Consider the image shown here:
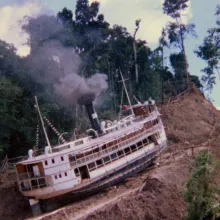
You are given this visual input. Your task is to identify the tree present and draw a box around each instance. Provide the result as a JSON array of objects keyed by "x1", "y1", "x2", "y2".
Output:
[
  {"x1": 0, "y1": 40, "x2": 18, "y2": 77},
  {"x1": 163, "y1": 0, "x2": 196, "y2": 89},
  {"x1": 75, "y1": 0, "x2": 99, "y2": 25},
  {"x1": 195, "y1": 4, "x2": 220, "y2": 91},
  {"x1": 158, "y1": 28, "x2": 168, "y2": 103},
  {"x1": 57, "y1": 7, "x2": 73, "y2": 24},
  {"x1": 133, "y1": 19, "x2": 141, "y2": 84},
  {"x1": 163, "y1": 0, "x2": 188, "y2": 18}
]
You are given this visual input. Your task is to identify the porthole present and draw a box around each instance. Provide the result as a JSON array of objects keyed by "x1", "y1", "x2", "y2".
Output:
[
  {"x1": 45, "y1": 160, "x2": 48, "y2": 166},
  {"x1": 65, "y1": 172, "x2": 67, "y2": 176},
  {"x1": 59, "y1": 174, "x2": 62, "y2": 178},
  {"x1": 61, "y1": 156, "x2": 64, "y2": 161},
  {"x1": 52, "y1": 158, "x2": 55, "y2": 164}
]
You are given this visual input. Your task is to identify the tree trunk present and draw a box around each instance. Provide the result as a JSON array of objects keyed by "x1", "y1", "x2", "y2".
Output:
[
  {"x1": 178, "y1": 18, "x2": 190, "y2": 89},
  {"x1": 133, "y1": 40, "x2": 139, "y2": 84}
]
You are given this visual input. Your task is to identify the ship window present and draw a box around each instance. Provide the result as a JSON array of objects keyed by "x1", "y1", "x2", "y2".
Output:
[
  {"x1": 102, "y1": 144, "x2": 107, "y2": 150},
  {"x1": 110, "y1": 153, "x2": 117, "y2": 161},
  {"x1": 149, "y1": 135, "x2": 156, "y2": 144},
  {"x1": 117, "y1": 150, "x2": 124, "y2": 158},
  {"x1": 61, "y1": 156, "x2": 64, "y2": 161},
  {"x1": 55, "y1": 175, "x2": 57, "y2": 180},
  {"x1": 103, "y1": 156, "x2": 110, "y2": 164},
  {"x1": 44, "y1": 160, "x2": 48, "y2": 166},
  {"x1": 59, "y1": 174, "x2": 62, "y2": 178},
  {"x1": 65, "y1": 172, "x2": 67, "y2": 176},
  {"x1": 93, "y1": 147, "x2": 99, "y2": 153},
  {"x1": 69, "y1": 154, "x2": 76, "y2": 162},
  {"x1": 137, "y1": 141, "x2": 143, "y2": 149},
  {"x1": 143, "y1": 139, "x2": 148, "y2": 145},
  {"x1": 76, "y1": 154, "x2": 83, "y2": 160},
  {"x1": 152, "y1": 119, "x2": 159, "y2": 125},
  {"x1": 74, "y1": 168, "x2": 80, "y2": 177},
  {"x1": 131, "y1": 145, "x2": 137, "y2": 152},
  {"x1": 52, "y1": 158, "x2": 55, "y2": 164},
  {"x1": 88, "y1": 162, "x2": 96, "y2": 171},
  {"x1": 124, "y1": 147, "x2": 131, "y2": 155},
  {"x1": 114, "y1": 145, "x2": 119, "y2": 150},
  {"x1": 96, "y1": 159, "x2": 104, "y2": 168}
]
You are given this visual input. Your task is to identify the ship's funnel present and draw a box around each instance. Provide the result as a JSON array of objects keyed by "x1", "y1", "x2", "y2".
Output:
[
  {"x1": 78, "y1": 93, "x2": 103, "y2": 135},
  {"x1": 84, "y1": 102, "x2": 102, "y2": 135}
]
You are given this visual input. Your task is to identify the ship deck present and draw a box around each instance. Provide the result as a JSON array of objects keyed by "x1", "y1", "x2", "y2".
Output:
[{"x1": 20, "y1": 111, "x2": 160, "y2": 165}]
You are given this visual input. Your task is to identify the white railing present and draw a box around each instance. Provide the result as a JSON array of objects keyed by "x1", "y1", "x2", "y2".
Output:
[
  {"x1": 19, "y1": 176, "x2": 48, "y2": 191},
  {"x1": 70, "y1": 124, "x2": 162, "y2": 168}
]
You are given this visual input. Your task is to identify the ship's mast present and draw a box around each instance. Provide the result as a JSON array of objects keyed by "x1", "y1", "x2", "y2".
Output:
[
  {"x1": 119, "y1": 70, "x2": 134, "y2": 115},
  {"x1": 34, "y1": 96, "x2": 51, "y2": 151}
]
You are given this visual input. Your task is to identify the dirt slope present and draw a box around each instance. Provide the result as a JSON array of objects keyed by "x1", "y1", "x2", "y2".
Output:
[
  {"x1": 0, "y1": 172, "x2": 31, "y2": 220},
  {"x1": 1, "y1": 89, "x2": 220, "y2": 220}
]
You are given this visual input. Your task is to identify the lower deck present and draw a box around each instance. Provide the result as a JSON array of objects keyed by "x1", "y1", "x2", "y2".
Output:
[{"x1": 20, "y1": 134, "x2": 167, "y2": 199}]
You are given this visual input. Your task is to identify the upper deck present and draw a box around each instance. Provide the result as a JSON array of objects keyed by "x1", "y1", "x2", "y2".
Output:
[{"x1": 18, "y1": 104, "x2": 161, "y2": 165}]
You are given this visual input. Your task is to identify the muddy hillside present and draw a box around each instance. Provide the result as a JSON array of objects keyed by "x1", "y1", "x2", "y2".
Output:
[{"x1": 1, "y1": 89, "x2": 220, "y2": 220}]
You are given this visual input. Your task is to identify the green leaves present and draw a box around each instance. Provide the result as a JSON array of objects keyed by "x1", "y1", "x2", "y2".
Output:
[
  {"x1": 195, "y1": 5, "x2": 220, "y2": 91},
  {"x1": 184, "y1": 151, "x2": 220, "y2": 220},
  {"x1": 163, "y1": 0, "x2": 189, "y2": 18}
]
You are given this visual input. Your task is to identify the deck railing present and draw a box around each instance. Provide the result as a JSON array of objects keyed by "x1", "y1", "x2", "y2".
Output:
[
  {"x1": 20, "y1": 176, "x2": 48, "y2": 191},
  {"x1": 70, "y1": 124, "x2": 162, "y2": 168}
]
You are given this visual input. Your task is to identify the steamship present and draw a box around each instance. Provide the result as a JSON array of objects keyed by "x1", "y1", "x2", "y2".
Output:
[{"x1": 15, "y1": 77, "x2": 167, "y2": 214}]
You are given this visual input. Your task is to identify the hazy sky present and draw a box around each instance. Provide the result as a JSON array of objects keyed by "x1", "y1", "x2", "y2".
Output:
[{"x1": 0, "y1": 0, "x2": 219, "y2": 106}]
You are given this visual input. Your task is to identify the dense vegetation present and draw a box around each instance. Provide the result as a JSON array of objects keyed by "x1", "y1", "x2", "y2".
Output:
[
  {"x1": 0, "y1": 0, "x2": 219, "y2": 159},
  {"x1": 184, "y1": 151, "x2": 220, "y2": 219}
]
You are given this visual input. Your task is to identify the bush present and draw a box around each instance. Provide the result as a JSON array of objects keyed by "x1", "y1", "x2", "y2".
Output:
[{"x1": 184, "y1": 151, "x2": 220, "y2": 220}]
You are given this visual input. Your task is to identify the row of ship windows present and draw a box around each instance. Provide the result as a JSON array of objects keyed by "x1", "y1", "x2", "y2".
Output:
[
  {"x1": 71, "y1": 131, "x2": 161, "y2": 166},
  {"x1": 45, "y1": 130, "x2": 161, "y2": 169},
  {"x1": 70, "y1": 131, "x2": 160, "y2": 163},
  {"x1": 73, "y1": 135, "x2": 157, "y2": 176},
  {"x1": 44, "y1": 156, "x2": 64, "y2": 166},
  {"x1": 105, "y1": 121, "x2": 132, "y2": 133},
  {"x1": 54, "y1": 172, "x2": 68, "y2": 180}
]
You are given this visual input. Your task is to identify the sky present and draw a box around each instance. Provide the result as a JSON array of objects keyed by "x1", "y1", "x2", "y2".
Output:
[{"x1": 0, "y1": 0, "x2": 219, "y2": 106}]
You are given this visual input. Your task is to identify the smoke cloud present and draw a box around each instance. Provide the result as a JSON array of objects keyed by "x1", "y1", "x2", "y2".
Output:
[
  {"x1": 27, "y1": 39, "x2": 108, "y2": 106},
  {"x1": 22, "y1": 14, "x2": 108, "y2": 106}
]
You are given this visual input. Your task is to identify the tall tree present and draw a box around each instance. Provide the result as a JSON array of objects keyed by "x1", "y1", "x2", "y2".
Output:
[
  {"x1": 163, "y1": 0, "x2": 196, "y2": 89},
  {"x1": 133, "y1": 19, "x2": 141, "y2": 84},
  {"x1": 158, "y1": 28, "x2": 168, "y2": 103},
  {"x1": 75, "y1": 0, "x2": 99, "y2": 25},
  {"x1": 195, "y1": 5, "x2": 220, "y2": 91}
]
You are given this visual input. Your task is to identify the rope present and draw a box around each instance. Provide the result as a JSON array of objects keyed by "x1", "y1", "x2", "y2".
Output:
[
  {"x1": 33, "y1": 124, "x2": 40, "y2": 152},
  {"x1": 43, "y1": 116, "x2": 67, "y2": 144}
]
